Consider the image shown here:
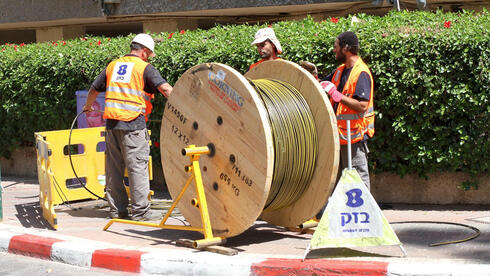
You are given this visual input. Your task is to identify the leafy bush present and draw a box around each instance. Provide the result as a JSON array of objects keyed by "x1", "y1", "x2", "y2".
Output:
[{"x1": 0, "y1": 10, "x2": 488, "y2": 179}]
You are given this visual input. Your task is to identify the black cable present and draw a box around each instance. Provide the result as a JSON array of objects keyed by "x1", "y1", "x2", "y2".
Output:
[
  {"x1": 390, "y1": 221, "x2": 481, "y2": 246},
  {"x1": 68, "y1": 110, "x2": 106, "y2": 201},
  {"x1": 51, "y1": 175, "x2": 76, "y2": 210}
]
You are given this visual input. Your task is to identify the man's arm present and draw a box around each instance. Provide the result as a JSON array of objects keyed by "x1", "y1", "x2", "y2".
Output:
[
  {"x1": 143, "y1": 64, "x2": 172, "y2": 98},
  {"x1": 83, "y1": 87, "x2": 100, "y2": 112},
  {"x1": 339, "y1": 97, "x2": 368, "y2": 113},
  {"x1": 321, "y1": 71, "x2": 371, "y2": 113},
  {"x1": 83, "y1": 69, "x2": 106, "y2": 112},
  {"x1": 158, "y1": 82, "x2": 173, "y2": 98}
]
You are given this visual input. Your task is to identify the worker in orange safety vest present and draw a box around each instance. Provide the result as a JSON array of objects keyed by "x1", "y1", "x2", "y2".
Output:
[
  {"x1": 83, "y1": 33, "x2": 172, "y2": 221},
  {"x1": 320, "y1": 31, "x2": 375, "y2": 190},
  {"x1": 249, "y1": 27, "x2": 283, "y2": 71}
]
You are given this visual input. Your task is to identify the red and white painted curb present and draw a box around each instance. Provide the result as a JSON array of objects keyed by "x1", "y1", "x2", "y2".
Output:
[{"x1": 0, "y1": 224, "x2": 489, "y2": 276}]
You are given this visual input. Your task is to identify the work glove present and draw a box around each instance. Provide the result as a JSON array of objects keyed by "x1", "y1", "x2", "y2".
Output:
[
  {"x1": 320, "y1": 81, "x2": 343, "y2": 102},
  {"x1": 83, "y1": 104, "x2": 93, "y2": 112}
]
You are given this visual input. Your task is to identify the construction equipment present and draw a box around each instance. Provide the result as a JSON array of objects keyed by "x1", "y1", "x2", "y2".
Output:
[
  {"x1": 159, "y1": 60, "x2": 339, "y2": 240},
  {"x1": 35, "y1": 127, "x2": 153, "y2": 229}
]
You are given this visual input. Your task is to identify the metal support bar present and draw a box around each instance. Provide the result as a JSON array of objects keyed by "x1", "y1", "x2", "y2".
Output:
[
  {"x1": 347, "y1": 120, "x2": 352, "y2": 170},
  {"x1": 104, "y1": 145, "x2": 225, "y2": 248}
]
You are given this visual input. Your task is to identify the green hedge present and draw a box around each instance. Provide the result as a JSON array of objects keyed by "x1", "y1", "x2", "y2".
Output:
[{"x1": 0, "y1": 10, "x2": 488, "y2": 181}]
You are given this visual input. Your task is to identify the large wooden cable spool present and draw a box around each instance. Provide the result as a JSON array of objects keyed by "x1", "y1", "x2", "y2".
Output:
[{"x1": 160, "y1": 60, "x2": 339, "y2": 238}]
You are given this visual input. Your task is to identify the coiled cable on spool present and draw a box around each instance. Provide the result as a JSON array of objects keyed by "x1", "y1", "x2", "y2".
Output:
[{"x1": 249, "y1": 78, "x2": 318, "y2": 211}]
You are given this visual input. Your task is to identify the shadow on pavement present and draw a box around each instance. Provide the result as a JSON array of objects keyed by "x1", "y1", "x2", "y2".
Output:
[
  {"x1": 102, "y1": 219, "x2": 311, "y2": 252},
  {"x1": 306, "y1": 246, "x2": 399, "y2": 259},
  {"x1": 388, "y1": 204, "x2": 490, "y2": 212},
  {"x1": 2, "y1": 177, "x2": 39, "y2": 186},
  {"x1": 392, "y1": 223, "x2": 480, "y2": 247},
  {"x1": 106, "y1": 227, "x2": 195, "y2": 247},
  {"x1": 14, "y1": 202, "x2": 54, "y2": 230},
  {"x1": 61, "y1": 207, "x2": 111, "y2": 219},
  {"x1": 392, "y1": 222, "x2": 490, "y2": 263},
  {"x1": 453, "y1": 248, "x2": 490, "y2": 264},
  {"x1": 226, "y1": 222, "x2": 310, "y2": 247}
]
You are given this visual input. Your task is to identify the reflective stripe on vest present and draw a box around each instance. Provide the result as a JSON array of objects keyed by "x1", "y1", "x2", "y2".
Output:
[
  {"x1": 333, "y1": 69, "x2": 341, "y2": 83},
  {"x1": 105, "y1": 101, "x2": 146, "y2": 113},
  {"x1": 336, "y1": 107, "x2": 374, "y2": 121},
  {"x1": 338, "y1": 130, "x2": 363, "y2": 141},
  {"x1": 338, "y1": 122, "x2": 374, "y2": 141},
  {"x1": 107, "y1": 86, "x2": 151, "y2": 102}
]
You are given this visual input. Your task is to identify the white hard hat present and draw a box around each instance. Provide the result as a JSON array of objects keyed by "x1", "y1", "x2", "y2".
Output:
[
  {"x1": 251, "y1": 28, "x2": 282, "y2": 54},
  {"x1": 132, "y1": 33, "x2": 155, "y2": 57}
]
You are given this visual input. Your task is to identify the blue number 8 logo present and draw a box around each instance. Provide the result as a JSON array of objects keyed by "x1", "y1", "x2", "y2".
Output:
[
  {"x1": 345, "y1": 188, "x2": 364, "y2": 207},
  {"x1": 117, "y1": 65, "x2": 128, "y2": 75}
]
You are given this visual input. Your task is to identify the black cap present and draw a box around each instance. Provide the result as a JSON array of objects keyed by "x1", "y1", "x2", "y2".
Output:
[{"x1": 337, "y1": 32, "x2": 359, "y2": 48}]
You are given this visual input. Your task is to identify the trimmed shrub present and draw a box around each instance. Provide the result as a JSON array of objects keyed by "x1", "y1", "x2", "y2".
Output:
[{"x1": 0, "y1": 10, "x2": 488, "y2": 180}]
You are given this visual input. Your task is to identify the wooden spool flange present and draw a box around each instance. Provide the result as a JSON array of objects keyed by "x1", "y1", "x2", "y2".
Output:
[{"x1": 161, "y1": 60, "x2": 339, "y2": 237}]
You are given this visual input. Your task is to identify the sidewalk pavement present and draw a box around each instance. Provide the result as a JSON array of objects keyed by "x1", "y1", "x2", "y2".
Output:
[{"x1": 1, "y1": 176, "x2": 489, "y2": 275}]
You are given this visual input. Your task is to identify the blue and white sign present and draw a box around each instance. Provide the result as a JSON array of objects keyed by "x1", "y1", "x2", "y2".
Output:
[
  {"x1": 327, "y1": 177, "x2": 383, "y2": 238},
  {"x1": 111, "y1": 62, "x2": 135, "y2": 83},
  {"x1": 308, "y1": 169, "x2": 402, "y2": 254}
]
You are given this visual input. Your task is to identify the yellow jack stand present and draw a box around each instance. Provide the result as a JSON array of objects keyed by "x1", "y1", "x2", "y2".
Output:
[
  {"x1": 287, "y1": 218, "x2": 318, "y2": 234},
  {"x1": 104, "y1": 145, "x2": 226, "y2": 249},
  {"x1": 300, "y1": 218, "x2": 319, "y2": 229}
]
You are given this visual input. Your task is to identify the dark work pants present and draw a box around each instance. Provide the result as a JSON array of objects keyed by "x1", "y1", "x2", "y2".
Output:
[
  {"x1": 105, "y1": 128, "x2": 150, "y2": 220},
  {"x1": 338, "y1": 140, "x2": 370, "y2": 190},
  {"x1": 317, "y1": 140, "x2": 371, "y2": 219}
]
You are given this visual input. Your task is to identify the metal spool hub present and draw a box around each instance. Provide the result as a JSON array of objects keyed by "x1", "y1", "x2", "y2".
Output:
[{"x1": 161, "y1": 60, "x2": 339, "y2": 237}]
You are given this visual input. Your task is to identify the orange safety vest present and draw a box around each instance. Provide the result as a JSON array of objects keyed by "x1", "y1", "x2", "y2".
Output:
[
  {"x1": 249, "y1": 57, "x2": 282, "y2": 71},
  {"x1": 104, "y1": 56, "x2": 154, "y2": 122},
  {"x1": 331, "y1": 57, "x2": 375, "y2": 145}
]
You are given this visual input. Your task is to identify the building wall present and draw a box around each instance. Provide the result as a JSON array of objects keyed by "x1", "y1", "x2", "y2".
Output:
[
  {"x1": 0, "y1": 30, "x2": 36, "y2": 44},
  {"x1": 0, "y1": 0, "x2": 102, "y2": 24},
  {"x1": 1, "y1": 0, "x2": 487, "y2": 44},
  {"x1": 0, "y1": 0, "x2": 347, "y2": 24}
]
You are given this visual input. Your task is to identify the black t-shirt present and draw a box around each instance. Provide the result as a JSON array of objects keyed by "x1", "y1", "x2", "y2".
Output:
[
  {"x1": 91, "y1": 55, "x2": 167, "y2": 130},
  {"x1": 322, "y1": 68, "x2": 371, "y2": 113}
]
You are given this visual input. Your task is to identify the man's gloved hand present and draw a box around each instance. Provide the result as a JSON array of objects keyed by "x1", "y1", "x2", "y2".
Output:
[
  {"x1": 320, "y1": 81, "x2": 343, "y2": 102},
  {"x1": 82, "y1": 104, "x2": 93, "y2": 112}
]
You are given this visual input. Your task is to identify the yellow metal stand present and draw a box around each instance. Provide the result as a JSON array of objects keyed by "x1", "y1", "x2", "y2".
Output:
[{"x1": 104, "y1": 145, "x2": 226, "y2": 248}]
